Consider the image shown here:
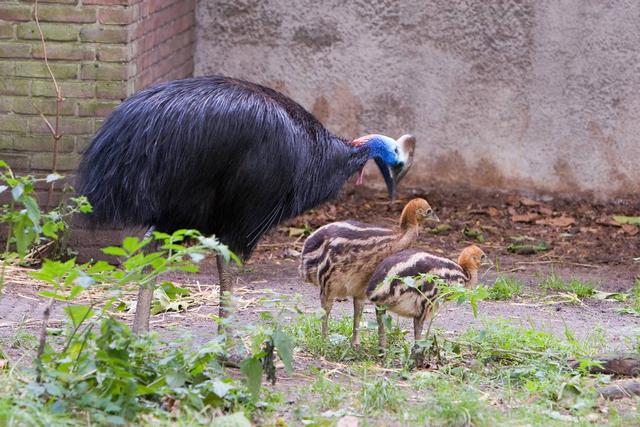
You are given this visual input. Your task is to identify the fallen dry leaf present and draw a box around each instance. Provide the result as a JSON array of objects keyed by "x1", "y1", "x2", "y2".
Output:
[
  {"x1": 511, "y1": 213, "x2": 540, "y2": 223},
  {"x1": 538, "y1": 206, "x2": 554, "y2": 216},
  {"x1": 520, "y1": 197, "x2": 541, "y2": 207},
  {"x1": 535, "y1": 216, "x2": 576, "y2": 227},
  {"x1": 622, "y1": 224, "x2": 639, "y2": 236},
  {"x1": 488, "y1": 207, "x2": 499, "y2": 217},
  {"x1": 596, "y1": 217, "x2": 621, "y2": 227},
  {"x1": 507, "y1": 206, "x2": 517, "y2": 216}
]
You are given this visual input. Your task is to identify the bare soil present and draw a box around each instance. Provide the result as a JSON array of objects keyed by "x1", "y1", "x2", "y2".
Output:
[{"x1": 0, "y1": 187, "x2": 639, "y2": 420}]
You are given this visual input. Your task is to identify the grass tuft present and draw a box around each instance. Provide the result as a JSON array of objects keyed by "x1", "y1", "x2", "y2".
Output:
[{"x1": 488, "y1": 275, "x2": 523, "y2": 300}]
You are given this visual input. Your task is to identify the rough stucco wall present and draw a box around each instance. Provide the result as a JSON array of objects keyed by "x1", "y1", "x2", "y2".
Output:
[{"x1": 195, "y1": 0, "x2": 640, "y2": 199}]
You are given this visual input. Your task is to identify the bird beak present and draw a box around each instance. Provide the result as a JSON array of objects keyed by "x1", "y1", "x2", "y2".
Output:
[
  {"x1": 481, "y1": 257, "x2": 493, "y2": 267},
  {"x1": 429, "y1": 211, "x2": 440, "y2": 222},
  {"x1": 375, "y1": 134, "x2": 416, "y2": 200}
]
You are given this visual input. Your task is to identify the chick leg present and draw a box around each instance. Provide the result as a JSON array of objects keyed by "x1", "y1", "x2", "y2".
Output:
[
  {"x1": 375, "y1": 305, "x2": 387, "y2": 354},
  {"x1": 351, "y1": 298, "x2": 364, "y2": 348},
  {"x1": 413, "y1": 317, "x2": 425, "y2": 343},
  {"x1": 320, "y1": 289, "x2": 333, "y2": 339},
  {"x1": 216, "y1": 253, "x2": 235, "y2": 333}
]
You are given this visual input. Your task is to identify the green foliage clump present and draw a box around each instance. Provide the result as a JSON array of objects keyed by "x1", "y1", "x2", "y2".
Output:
[
  {"x1": 488, "y1": 275, "x2": 523, "y2": 300},
  {"x1": 540, "y1": 273, "x2": 595, "y2": 299}
]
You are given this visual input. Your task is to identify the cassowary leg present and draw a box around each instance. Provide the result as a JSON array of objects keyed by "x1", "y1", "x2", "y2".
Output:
[
  {"x1": 320, "y1": 290, "x2": 333, "y2": 339},
  {"x1": 351, "y1": 298, "x2": 364, "y2": 348},
  {"x1": 216, "y1": 254, "x2": 235, "y2": 333},
  {"x1": 133, "y1": 227, "x2": 157, "y2": 335},
  {"x1": 375, "y1": 305, "x2": 387, "y2": 354}
]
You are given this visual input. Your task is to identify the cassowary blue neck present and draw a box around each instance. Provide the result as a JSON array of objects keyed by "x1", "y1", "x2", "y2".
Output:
[{"x1": 350, "y1": 136, "x2": 396, "y2": 170}]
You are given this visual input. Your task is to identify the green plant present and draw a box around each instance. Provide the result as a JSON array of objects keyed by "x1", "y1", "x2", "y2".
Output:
[
  {"x1": 0, "y1": 162, "x2": 91, "y2": 262},
  {"x1": 307, "y1": 370, "x2": 349, "y2": 410},
  {"x1": 540, "y1": 273, "x2": 595, "y2": 299},
  {"x1": 287, "y1": 312, "x2": 409, "y2": 366},
  {"x1": 489, "y1": 275, "x2": 523, "y2": 300},
  {"x1": 358, "y1": 376, "x2": 405, "y2": 414}
]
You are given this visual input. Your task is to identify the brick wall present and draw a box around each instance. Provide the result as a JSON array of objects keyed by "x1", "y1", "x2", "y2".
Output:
[
  {"x1": 0, "y1": 0, "x2": 195, "y2": 179},
  {"x1": 0, "y1": 0, "x2": 195, "y2": 259}
]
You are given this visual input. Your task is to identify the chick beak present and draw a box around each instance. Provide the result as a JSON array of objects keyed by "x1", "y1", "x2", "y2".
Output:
[
  {"x1": 429, "y1": 211, "x2": 440, "y2": 222},
  {"x1": 481, "y1": 257, "x2": 493, "y2": 267}
]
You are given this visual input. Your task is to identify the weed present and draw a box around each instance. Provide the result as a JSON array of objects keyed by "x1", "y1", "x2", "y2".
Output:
[
  {"x1": 307, "y1": 370, "x2": 349, "y2": 410},
  {"x1": 540, "y1": 273, "x2": 595, "y2": 299},
  {"x1": 287, "y1": 312, "x2": 410, "y2": 366},
  {"x1": 358, "y1": 376, "x2": 405, "y2": 414},
  {"x1": 489, "y1": 275, "x2": 523, "y2": 300}
]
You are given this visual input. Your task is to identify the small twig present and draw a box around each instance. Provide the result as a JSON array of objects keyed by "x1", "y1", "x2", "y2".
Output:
[
  {"x1": 36, "y1": 298, "x2": 55, "y2": 382},
  {"x1": 34, "y1": 0, "x2": 63, "y2": 208}
]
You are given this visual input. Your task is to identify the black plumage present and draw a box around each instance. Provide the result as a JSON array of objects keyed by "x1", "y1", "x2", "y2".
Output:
[
  {"x1": 78, "y1": 76, "x2": 411, "y2": 258},
  {"x1": 77, "y1": 75, "x2": 415, "y2": 332}
]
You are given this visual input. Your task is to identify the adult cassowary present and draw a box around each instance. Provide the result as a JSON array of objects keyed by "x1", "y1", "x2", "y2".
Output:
[{"x1": 77, "y1": 75, "x2": 416, "y2": 332}]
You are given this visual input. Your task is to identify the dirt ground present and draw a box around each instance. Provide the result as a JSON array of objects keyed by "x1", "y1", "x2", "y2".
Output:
[{"x1": 1, "y1": 186, "x2": 639, "y2": 357}]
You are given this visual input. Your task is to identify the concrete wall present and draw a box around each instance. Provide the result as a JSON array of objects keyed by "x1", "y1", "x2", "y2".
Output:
[{"x1": 195, "y1": 0, "x2": 640, "y2": 200}]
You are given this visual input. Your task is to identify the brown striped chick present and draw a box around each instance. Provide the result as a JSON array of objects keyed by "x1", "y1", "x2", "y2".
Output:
[
  {"x1": 366, "y1": 245, "x2": 488, "y2": 351},
  {"x1": 299, "y1": 198, "x2": 438, "y2": 347}
]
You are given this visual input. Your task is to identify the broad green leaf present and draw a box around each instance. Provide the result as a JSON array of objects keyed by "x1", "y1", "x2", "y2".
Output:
[
  {"x1": 11, "y1": 183, "x2": 23, "y2": 201},
  {"x1": 240, "y1": 357, "x2": 263, "y2": 400},
  {"x1": 212, "y1": 380, "x2": 234, "y2": 398},
  {"x1": 22, "y1": 196, "x2": 40, "y2": 225},
  {"x1": 0, "y1": 160, "x2": 8, "y2": 168},
  {"x1": 38, "y1": 291, "x2": 70, "y2": 301},
  {"x1": 122, "y1": 236, "x2": 144, "y2": 254},
  {"x1": 272, "y1": 329, "x2": 293, "y2": 373},
  {"x1": 210, "y1": 413, "x2": 252, "y2": 427},
  {"x1": 102, "y1": 246, "x2": 128, "y2": 257},
  {"x1": 65, "y1": 304, "x2": 94, "y2": 327}
]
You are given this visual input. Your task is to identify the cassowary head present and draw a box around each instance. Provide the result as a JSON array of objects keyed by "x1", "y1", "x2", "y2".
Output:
[{"x1": 351, "y1": 134, "x2": 416, "y2": 199}]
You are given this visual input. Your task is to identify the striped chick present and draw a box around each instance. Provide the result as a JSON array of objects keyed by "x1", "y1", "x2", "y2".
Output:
[
  {"x1": 367, "y1": 245, "x2": 488, "y2": 351},
  {"x1": 299, "y1": 198, "x2": 438, "y2": 347}
]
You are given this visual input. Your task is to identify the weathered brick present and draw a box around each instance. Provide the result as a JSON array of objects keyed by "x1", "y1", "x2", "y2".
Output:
[
  {"x1": 0, "y1": 97, "x2": 13, "y2": 113},
  {"x1": 0, "y1": 78, "x2": 30, "y2": 96},
  {"x1": 75, "y1": 136, "x2": 92, "y2": 153},
  {"x1": 83, "y1": 0, "x2": 130, "y2": 6},
  {"x1": 0, "y1": 114, "x2": 29, "y2": 132},
  {"x1": 13, "y1": 134, "x2": 75, "y2": 153},
  {"x1": 32, "y1": 43, "x2": 95, "y2": 61},
  {"x1": 32, "y1": 80, "x2": 94, "y2": 98},
  {"x1": 80, "y1": 62, "x2": 128, "y2": 80},
  {"x1": 30, "y1": 116, "x2": 93, "y2": 135},
  {"x1": 12, "y1": 97, "x2": 76, "y2": 115},
  {"x1": 0, "y1": 5, "x2": 32, "y2": 22},
  {"x1": 94, "y1": 118, "x2": 104, "y2": 131},
  {"x1": 0, "y1": 60, "x2": 15, "y2": 76},
  {"x1": 15, "y1": 61, "x2": 78, "y2": 79},
  {"x1": 79, "y1": 25, "x2": 128, "y2": 43},
  {"x1": 77, "y1": 100, "x2": 119, "y2": 117},
  {"x1": 0, "y1": 134, "x2": 14, "y2": 151},
  {"x1": 96, "y1": 44, "x2": 130, "y2": 62},
  {"x1": 98, "y1": 5, "x2": 136, "y2": 25},
  {"x1": 19, "y1": 0, "x2": 78, "y2": 4},
  {"x1": 0, "y1": 153, "x2": 30, "y2": 171},
  {"x1": 17, "y1": 22, "x2": 79, "y2": 42},
  {"x1": 0, "y1": 22, "x2": 15, "y2": 39},
  {"x1": 37, "y1": 4, "x2": 97, "y2": 23},
  {"x1": 95, "y1": 80, "x2": 128, "y2": 99},
  {"x1": 31, "y1": 152, "x2": 80, "y2": 171},
  {"x1": 0, "y1": 42, "x2": 31, "y2": 58}
]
